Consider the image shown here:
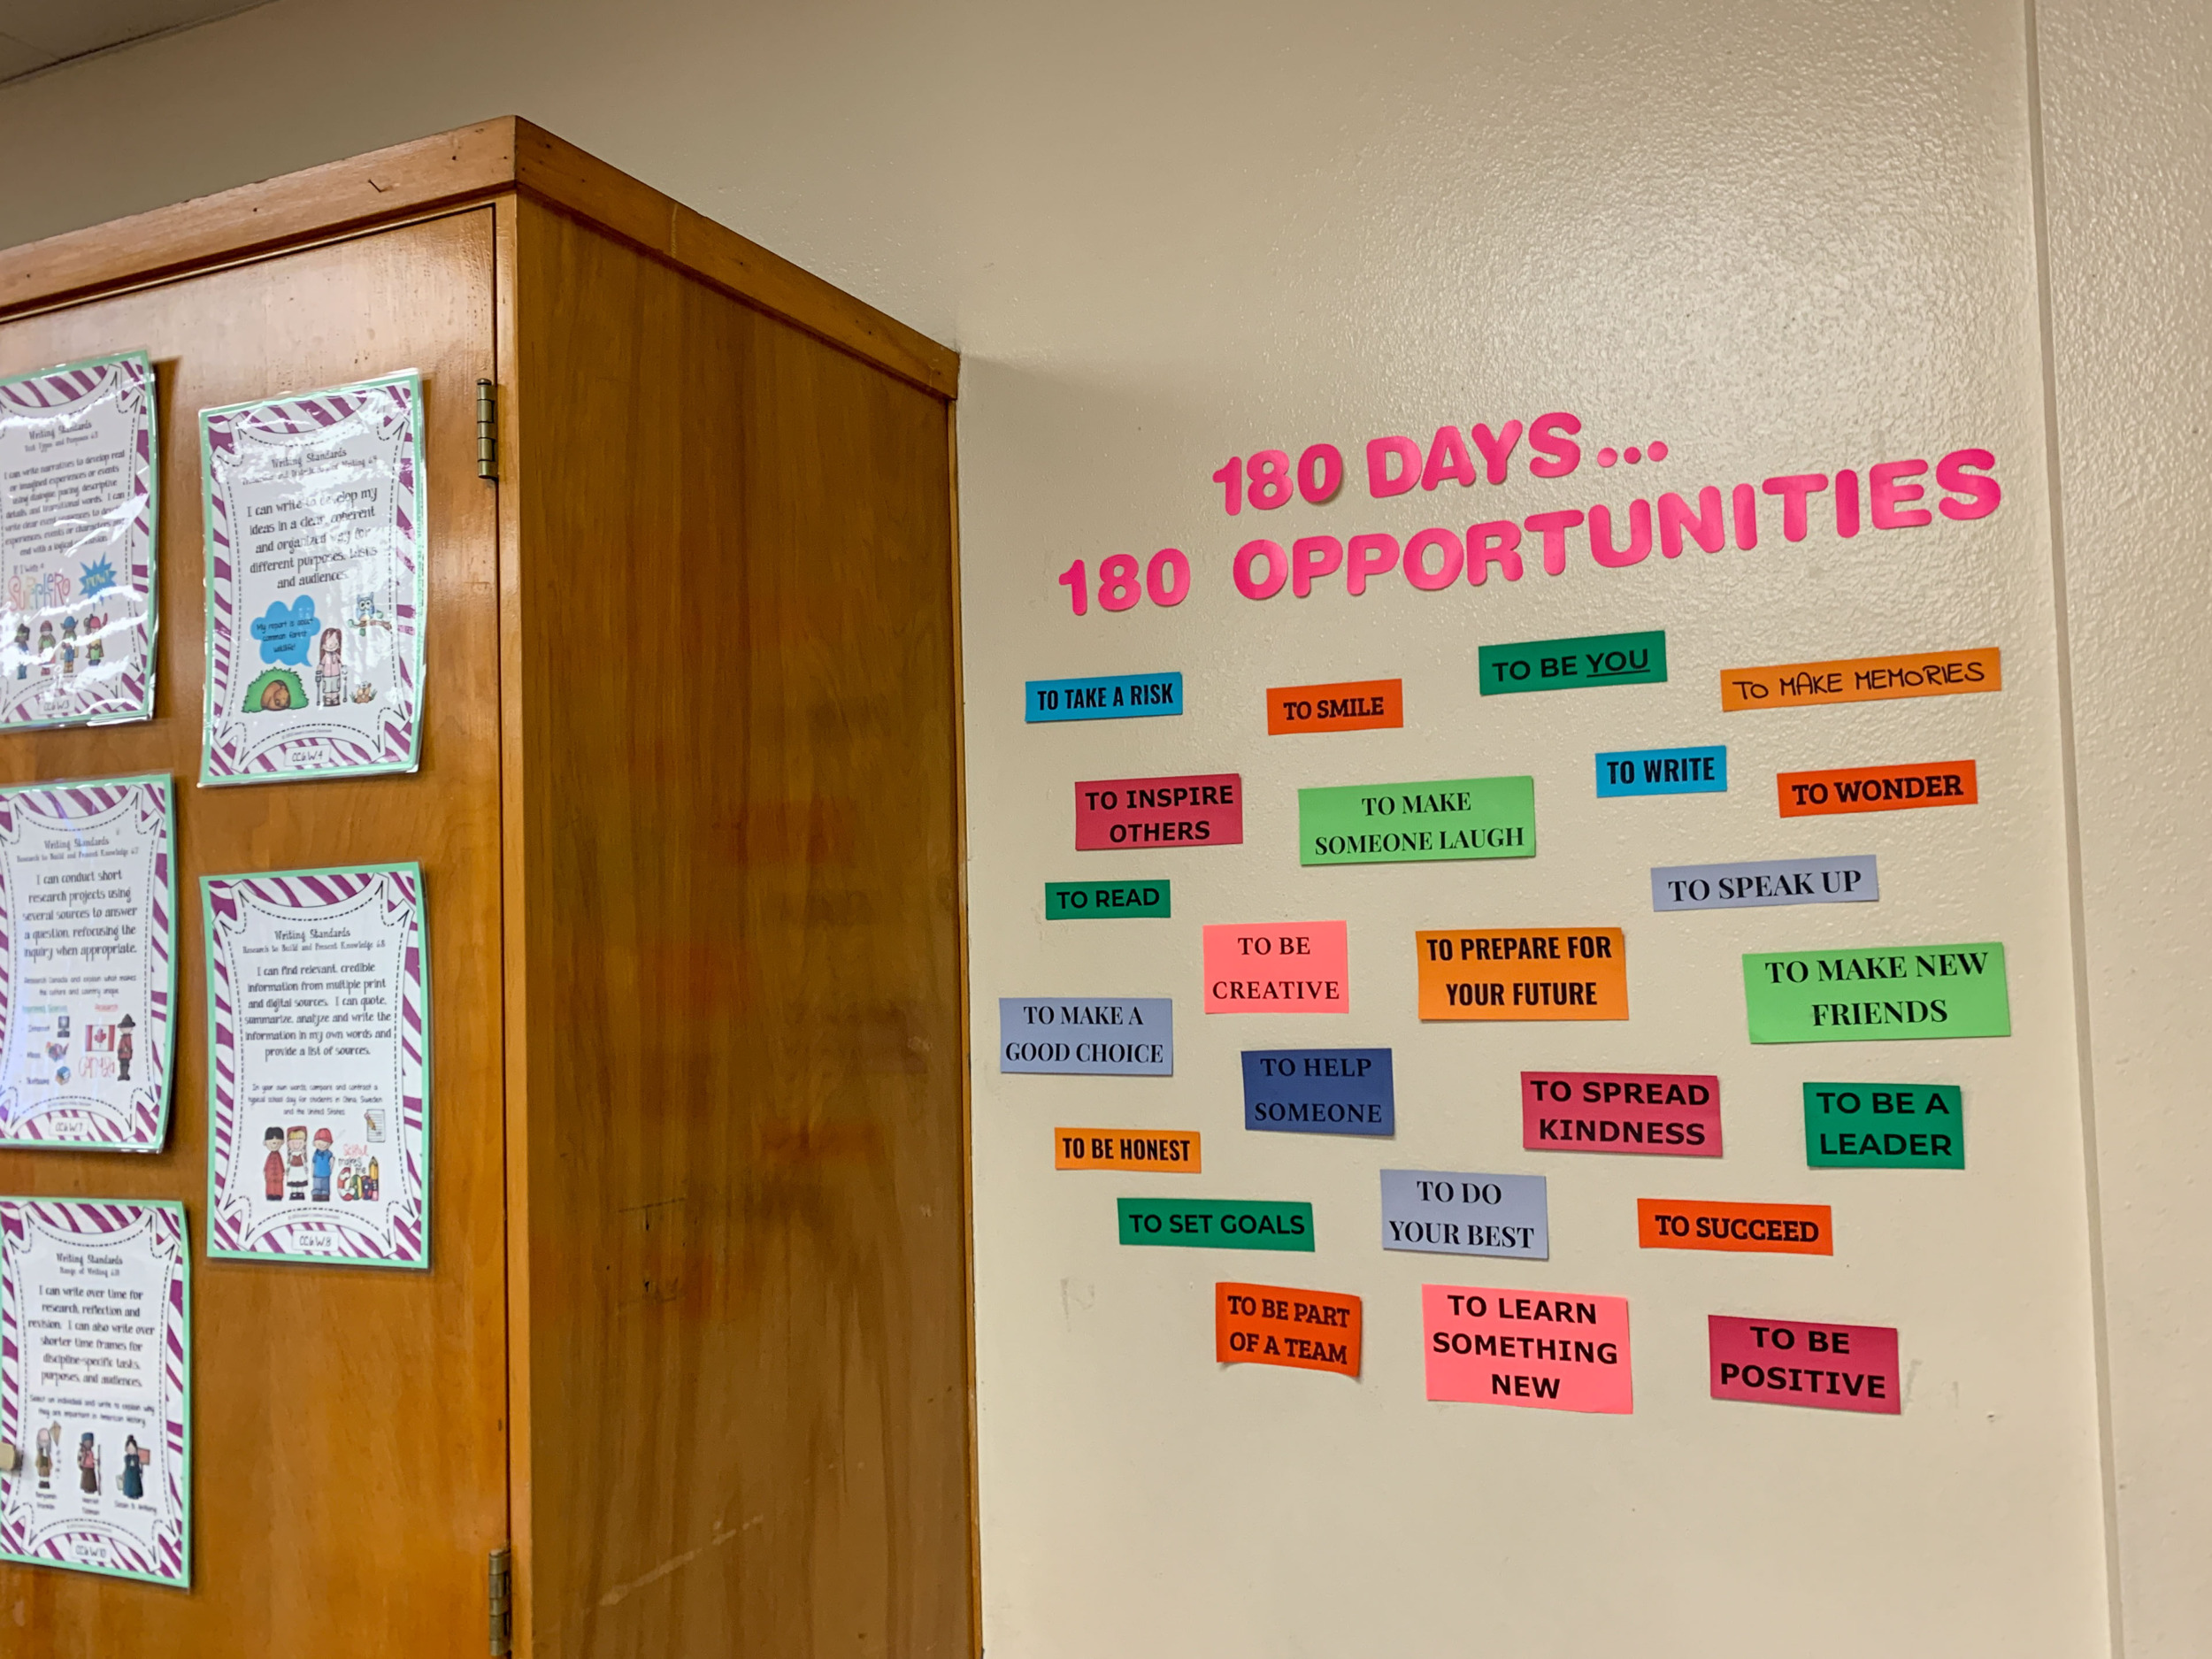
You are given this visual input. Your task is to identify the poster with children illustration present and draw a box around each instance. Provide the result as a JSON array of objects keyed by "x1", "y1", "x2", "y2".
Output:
[
  {"x1": 197, "y1": 371, "x2": 425, "y2": 784},
  {"x1": 0, "y1": 775, "x2": 174, "y2": 1150},
  {"x1": 0, "y1": 1198, "x2": 190, "y2": 1587},
  {"x1": 204, "y1": 864, "x2": 429, "y2": 1267},
  {"x1": 0, "y1": 351, "x2": 159, "y2": 730}
]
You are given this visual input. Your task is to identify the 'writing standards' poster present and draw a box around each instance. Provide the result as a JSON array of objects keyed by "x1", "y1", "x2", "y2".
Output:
[
  {"x1": 198, "y1": 372, "x2": 426, "y2": 784},
  {"x1": 0, "y1": 776, "x2": 175, "y2": 1150},
  {"x1": 204, "y1": 864, "x2": 430, "y2": 1268},
  {"x1": 0, "y1": 1198, "x2": 190, "y2": 1587},
  {"x1": 0, "y1": 351, "x2": 159, "y2": 729}
]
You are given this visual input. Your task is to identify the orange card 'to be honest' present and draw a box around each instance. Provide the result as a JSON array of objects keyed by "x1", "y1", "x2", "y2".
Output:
[{"x1": 1054, "y1": 1127, "x2": 1202, "y2": 1171}]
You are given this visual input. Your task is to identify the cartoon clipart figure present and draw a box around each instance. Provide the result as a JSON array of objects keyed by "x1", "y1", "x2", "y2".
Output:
[
  {"x1": 352, "y1": 592, "x2": 391, "y2": 639},
  {"x1": 286, "y1": 1126, "x2": 310, "y2": 1201},
  {"x1": 77, "y1": 1433, "x2": 96, "y2": 1494},
  {"x1": 364, "y1": 1156, "x2": 380, "y2": 1202},
  {"x1": 243, "y1": 666, "x2": 307, "y2": 712},
  {"x1": 35, "y1": 618, "x2": 52, "y2": 676},
  {"x1": 315, "y1": 627, "x2": 346, "y2": 706},
  {"x1": 83, "y1": 613, "x2": 105, "y2": 671},
  {"x1": 262, "y1": 1126, "x2": 286, "y2": 1201},
  {"x1": 57, "y1": 617, "x2": 77, "y2": 676},
  {"x1": 119, "y1": 1437, "x2": 144, "y2": 1502},
  {"x1": 34, "y1": 1426, "x2": 50, "y2": 1488},
  {"x1": 338, "y1": 1163, "x2": 360, "y2": 1202},
  {"x1": 311, "y1": 1127, "x2": 334, "y2": 1202},
  {"x1": 12, "y1": 619, "x2": 27, "y2": 680},
  {"x1": 116, "y1": 1014, "x2": 134, "y2": 1081}
]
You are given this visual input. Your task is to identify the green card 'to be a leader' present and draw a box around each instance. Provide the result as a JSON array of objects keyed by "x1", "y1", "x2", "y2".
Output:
[{"x1": 1743, "y1": 942, "x2": 2009, "y2": 1042}]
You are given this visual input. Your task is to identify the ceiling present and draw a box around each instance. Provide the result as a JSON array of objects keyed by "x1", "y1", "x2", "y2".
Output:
[{"x1": 0, "y1": 0, "x2": 269, "y2": 82}]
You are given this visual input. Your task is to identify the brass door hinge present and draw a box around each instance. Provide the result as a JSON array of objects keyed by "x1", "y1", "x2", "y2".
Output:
[
  {"x1": 488, "y1": 1545, "x2": 512, "y2": 1655},
  {"x1": 476, "y1": 380, "x2": 499, "y2": 480}
]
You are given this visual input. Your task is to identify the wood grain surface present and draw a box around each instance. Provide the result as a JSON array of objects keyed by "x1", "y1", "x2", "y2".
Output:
[
  {"x1": 0, "y1": 208, "x2": 510, "y2": 1655},
  {"x1": 507, "y1": 199, "x2": 970, "y2": 1658},
  {"x1": 0, "y1": 118, "x2": 960, "y2": 403},
  {"x1": 511, "y1": 122, "x2": 958, "y2": 401},
  {"x1": 0, "y1": 121, "x2": 519, "y2": 323},
  {"x1": 0, "y1": 153, "x2": 972, "y2": 1656}
]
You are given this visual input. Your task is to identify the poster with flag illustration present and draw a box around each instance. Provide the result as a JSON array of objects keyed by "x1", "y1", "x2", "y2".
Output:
[{"x1": 0, "y1": 774, "x2": 175, "y2": 1151}]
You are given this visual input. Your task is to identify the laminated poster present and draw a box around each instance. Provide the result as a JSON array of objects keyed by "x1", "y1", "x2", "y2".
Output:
[
  {"x1": 0, "y1": 351, "x2": 159, "y2": 729},
  {"x1": 204, "y1": 864, "x2": 429, "y2": 1268},
  {"x1": 0, "y1": 776, "x2": 175, "y2": 1150},
  {"x1": 0, "y1": 1198, "x2": 190, "y2": 1586},
  {"x1": 199, "y1": 372, "x2": 426, "y2": 784}
]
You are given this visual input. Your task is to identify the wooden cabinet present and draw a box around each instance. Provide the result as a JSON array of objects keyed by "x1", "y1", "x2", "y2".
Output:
[{"x1": 0, "y1": 119, "x2": 972, "y2": 1658}]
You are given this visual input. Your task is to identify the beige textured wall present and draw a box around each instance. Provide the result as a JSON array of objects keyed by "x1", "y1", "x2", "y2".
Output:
[
  {"x1": 953, "y1": 4, "x2": 2108, "y2": 1651},
  {"x1": 2036, "y1": 3, "x2": 2212, "y2": 1654},
  {"x1": 0, "y1": 0, "x2": 2200, "y2": 1651}
]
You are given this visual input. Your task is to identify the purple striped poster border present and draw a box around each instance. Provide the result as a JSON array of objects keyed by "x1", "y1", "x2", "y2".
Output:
[
  {"x1": 0, "y1": 776, "x2": 174, "y2": 1150},
  {"x1": 0, "y1": 1198, "x2": 189, "y2": 1586},
  {"x1": 0, "y1": 352, "x2": 159, "y2": 730},
  {"x1": 199, "y1": 372, "x2": 424, "y2": 784},
  {"x1": 203, "y1": 865, "x2": 429, "y2": 1267}
]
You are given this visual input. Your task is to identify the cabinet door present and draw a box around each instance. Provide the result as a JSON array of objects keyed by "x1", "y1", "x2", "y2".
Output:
[{"x1": 0, "y1": 208, "x2": 507, "y2": 1655}]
